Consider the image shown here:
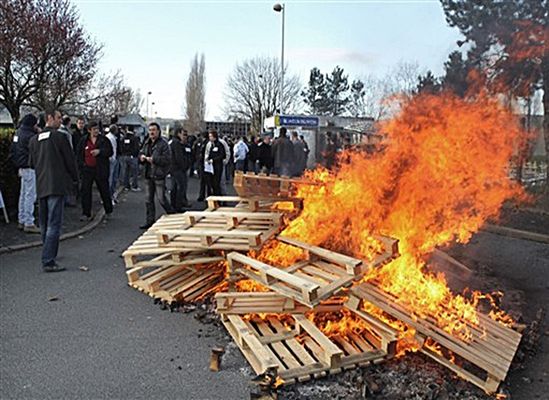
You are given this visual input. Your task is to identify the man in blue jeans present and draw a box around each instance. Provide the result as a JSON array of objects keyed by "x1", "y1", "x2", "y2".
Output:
[{"x1": 28, "y1": 109, "x2": 79, "y2": 272}]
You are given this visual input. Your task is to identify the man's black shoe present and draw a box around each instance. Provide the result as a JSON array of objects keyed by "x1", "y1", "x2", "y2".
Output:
[
  {"x1": 139, "y1": 223, "x2": 152, "y2": 229},
  {"x1": 43, "y1": 263, "x2": 66, "y2": 273}
]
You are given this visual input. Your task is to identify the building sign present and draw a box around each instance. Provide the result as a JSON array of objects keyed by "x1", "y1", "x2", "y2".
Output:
[{"x1": 275, "y1": 115, "x2": 319, "y2": 127}]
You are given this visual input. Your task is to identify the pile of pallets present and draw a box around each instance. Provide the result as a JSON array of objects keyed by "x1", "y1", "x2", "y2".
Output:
[{"x1": 122, "y1": 172, "x2": 522, "y2": 394}]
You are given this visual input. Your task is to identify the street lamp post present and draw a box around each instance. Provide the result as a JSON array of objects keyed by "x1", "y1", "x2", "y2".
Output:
[
  {"x1": 273, "y1": 3, "x2": 285, "y2": 115},
  {"x1": 151, "y1": 102, "x2": 155, "y2": 119},
  {"x1": 258, "y1": 74, "x2": 264, "y2": 134}
]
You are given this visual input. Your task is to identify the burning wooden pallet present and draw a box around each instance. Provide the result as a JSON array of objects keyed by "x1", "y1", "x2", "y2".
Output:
[
  {"x1": 233, "y1": 171, "x2": 307, "y2": 198},
  {"x1": 351, "y1": 282, "x2": 522, "y2": 394},
  {"x1": 156, "y1": 210, "x2": 283, "y2": 251},
  {"x1": 220, "y1": 311, "x2": 394, "y2": 385},
  {"x1": 215, "y1": 291, "x2": 398, "y2": 358},
  {"x1": 215, "y1": 292, "x2": 344, "y2": 315},
  {"x1": 226, "y1": 235, "x2": 398, "y2": 307}
]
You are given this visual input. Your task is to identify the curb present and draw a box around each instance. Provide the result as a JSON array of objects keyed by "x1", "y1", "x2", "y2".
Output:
[
  {"x1": 0, "y1": 187, "x2": 124, "y2": 255},
  {"x1": 481, "y1": 224, "x2": 549, "y2": 244}
]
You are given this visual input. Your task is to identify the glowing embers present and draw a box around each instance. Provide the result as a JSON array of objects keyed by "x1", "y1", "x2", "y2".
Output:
[
  {"x1": 351, "y1": 283, "x2": 522, "y2": 394},
  {"x1": 218, "y1": 301, "x2": 397, "y2": 385}
]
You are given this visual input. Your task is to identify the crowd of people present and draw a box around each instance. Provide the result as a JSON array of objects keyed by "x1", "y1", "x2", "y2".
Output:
[{"x1": 8, "y1": 109, "x2": 319, "y2": 272}]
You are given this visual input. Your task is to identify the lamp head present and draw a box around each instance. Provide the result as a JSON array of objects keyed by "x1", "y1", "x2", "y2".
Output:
[{"x1": 273, "y1": 3, "x2": 283, "y2": 12}]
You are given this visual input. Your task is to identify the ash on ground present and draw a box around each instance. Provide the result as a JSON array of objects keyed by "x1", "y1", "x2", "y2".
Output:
[{"x1": 278, "y1": 353, "x2": 494, "y2": 400}]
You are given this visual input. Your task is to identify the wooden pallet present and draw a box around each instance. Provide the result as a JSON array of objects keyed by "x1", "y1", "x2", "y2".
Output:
[
  {"x1": 233, "y1": 171, "x2": 307, "y2": 198},
  {"x1": 220, "y1": 312, "x2": 390, "y2": 385},
  {"x1": 351, "y1": 283, "x2": 522, "y2": 394},
  {"x1": 215, "y1": 291, "x2": 398, "y2": 358},
  {"x1": 122, "y1": 214, "x2": 212, "y2": 268},
  {"x1": 127, "y1": 261, "x2": 224, "y2": 303},
  {"x1": 206, "y1": 195, "x2": 303, "y2": 214},
  {"x1": 156, "y1": 211, "x2": 282, "y2": 251},
  {"x1": 215, "y1": 292, "x2": 344, "y2": 315},
  {"x1": 226, "y1": 235, "x2": 398, "y2": 307}
]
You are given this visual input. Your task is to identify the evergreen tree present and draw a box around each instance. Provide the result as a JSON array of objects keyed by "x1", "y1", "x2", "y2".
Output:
[
  {"x1": 442, "y1": 51, "x2": 470, "y2": 97},
  {"x1": 301, "y1": 68, "x2": 328, "y2": 115},
  {"x1": 416, "y1": 71, "x2": 441, "y2": 94},
  {"x1": 348, "y1": 79, "x2": 365, "y2": 117},
  {"x1": 326, "y1": 66, "x2": 350, "y2": 116}
]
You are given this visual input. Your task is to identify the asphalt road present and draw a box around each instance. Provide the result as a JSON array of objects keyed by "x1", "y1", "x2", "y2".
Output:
[
  {"x1": 1, "y1": 176, "x2": 548, "y2": 399},
  {"x1": 0, "y1": 177, "x2": 250, "y2": 400}
]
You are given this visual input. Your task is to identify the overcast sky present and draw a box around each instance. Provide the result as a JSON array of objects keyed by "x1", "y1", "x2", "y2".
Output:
[{"x1": 74, "y1": 0, "x2": 463, "y2": 120}]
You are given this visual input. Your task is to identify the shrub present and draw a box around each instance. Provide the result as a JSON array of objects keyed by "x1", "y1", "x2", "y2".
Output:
[{"x1": 0, "y1": 128, "x2": 20, "y2": 212}]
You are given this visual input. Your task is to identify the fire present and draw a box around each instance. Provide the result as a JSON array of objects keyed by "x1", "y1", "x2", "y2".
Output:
[{"x1": 261, "y1": 92, "x2": 524, "y2": 340}]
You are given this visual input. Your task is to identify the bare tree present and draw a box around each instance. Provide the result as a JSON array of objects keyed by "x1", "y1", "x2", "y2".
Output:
[
  {"x1": 223, "y1": 56, "x2": 302, "y2": 133},
  {"x1": 0, "y1": 0, "x2": 101, "y2": 125},
  {"x1": 69, "y1": 71, "x2": 143, "y2": 120},
  {"x1": 391, "y1": 60, "x2": 424, "y2": 96},
  {"x1": 184, "y1": 53, "x2": 206, "y2": 133}
]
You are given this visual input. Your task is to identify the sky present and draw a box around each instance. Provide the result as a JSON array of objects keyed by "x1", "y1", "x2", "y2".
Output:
[{"x1": 73, "y1": 0, "x2": 464, "y2": 120}]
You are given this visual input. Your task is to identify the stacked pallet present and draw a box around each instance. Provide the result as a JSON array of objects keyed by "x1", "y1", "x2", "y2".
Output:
[
  {"x1": 122, "y1": 172, "x2": 522, "y2": 394},
  {"x1": 123, "y1": 173, "x2": 302, "y2": 304}
]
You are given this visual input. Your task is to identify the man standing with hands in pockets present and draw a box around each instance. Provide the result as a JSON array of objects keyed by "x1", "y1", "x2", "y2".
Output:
[
  {"x1": 139, "y1": 122, "x2": 174, "y2": 229},
  {"x1": 28, "y1": 109, "x2": 79, "y2": 272}
]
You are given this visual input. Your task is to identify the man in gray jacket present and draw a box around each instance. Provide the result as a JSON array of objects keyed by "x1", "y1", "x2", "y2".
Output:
[
  {"x1": 272, "y1": 127, "x2": 294, "y2": 176},
  {"x1": 139, "y1": 122, "x2": 174, "y2": 229},
  {"x1": 28, "y1": 109, "x2": 79, "y2": 272}
]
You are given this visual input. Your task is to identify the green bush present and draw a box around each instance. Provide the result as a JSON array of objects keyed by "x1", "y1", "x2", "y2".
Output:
[{"x1": 0, "y1": 128, "x2": 20, "y2": 212}]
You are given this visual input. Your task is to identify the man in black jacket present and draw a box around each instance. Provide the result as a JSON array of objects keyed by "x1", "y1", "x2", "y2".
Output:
[
  {"x1": 203, "y1": 129, "x2": 226, "y2": 196},
  {"x1": 76, "y1": 120, "x2": 113, "y2": 221},
  {"x1": 10, "y1": 114, "x2": 40, "y2": 233},
  {"x1": 119, "y1": 126, "x2": 141, "y2": 191},
  {"x1": 193, "y1": 132, "x2": 209, "y2": 201},
  {"x1": 72, "y1": 116, "x2": 86, "y2": 152},
  {"x1": 257, "y1": 134, "x2": 274, "y2": 174},
  {"x1": 28, "y1": 109, "x2": 79, "y2": 272},
  {"x1": 139, "y1": 122, "x2": 174, "y2": 229},
  {"x1": 169, "y1": 128, "x2": 192, "y2": 212}
]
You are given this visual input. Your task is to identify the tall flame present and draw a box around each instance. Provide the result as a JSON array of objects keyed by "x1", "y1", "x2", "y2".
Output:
[{"x1": 264, "y1": 92, "x2": 524, "y2": 340}]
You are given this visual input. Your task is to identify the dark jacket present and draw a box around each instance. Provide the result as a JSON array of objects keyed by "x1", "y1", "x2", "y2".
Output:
[
  {"x1": 193, "y1": 137, "x2": 208, "y2": 170},
  {"x1": 120, "y1": 132, "x2": 140, "y2": 157},
  {"x1": 76, "y1": 134, "x2": 113, "y2": 178},
  {"x1": 257, "y1": 141, "x2": 273, "y2": 170},
  {"x1": 72, "y1": 127, "x2": 85, "y2": 152},
  {"x1": 170, "y1": 137, "x2": 193, "y2": 172},
  {"x1": 206, "y1": 140, "x2": 226, "y2": 163},
  {"x1": 28, "y1": 128, "x2": 79, "y2": 198},
  {"x1": 272, "y1": 136, "x2": 294, "y2": 168},
  {"x1": 140, "y1": 136, "x2": 171, "y2": 180},
  {"x1": 292, "y1": 140, "x2": 307, "y2": 175},
  {"x1": 10, "y1": 114, "x2": 37, "y2": 169}
]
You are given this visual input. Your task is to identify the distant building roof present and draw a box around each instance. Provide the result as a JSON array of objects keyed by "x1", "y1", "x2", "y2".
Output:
[
  {"x1": 0, "y1": 107, "x2": 14, "y2": 126},
  {"x1": 117, "y1": 113, "x2": 146, "y2": 127}
]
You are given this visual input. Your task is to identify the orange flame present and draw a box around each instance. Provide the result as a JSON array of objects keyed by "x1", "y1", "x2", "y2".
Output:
[{"x1": 262, "y1": 92, "x2": 524, "y2": 340}]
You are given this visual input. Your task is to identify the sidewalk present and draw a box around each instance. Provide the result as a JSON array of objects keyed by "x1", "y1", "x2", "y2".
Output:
[
  {"x1": 0, "y1": 192, "x2": 107, "y2": 250},
  {"x1": 0, "y1": 175, "x2": 237, "y2": 252},
  {"x1": 0, "y1": 175, "x2": 248, "y2": 400}
]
